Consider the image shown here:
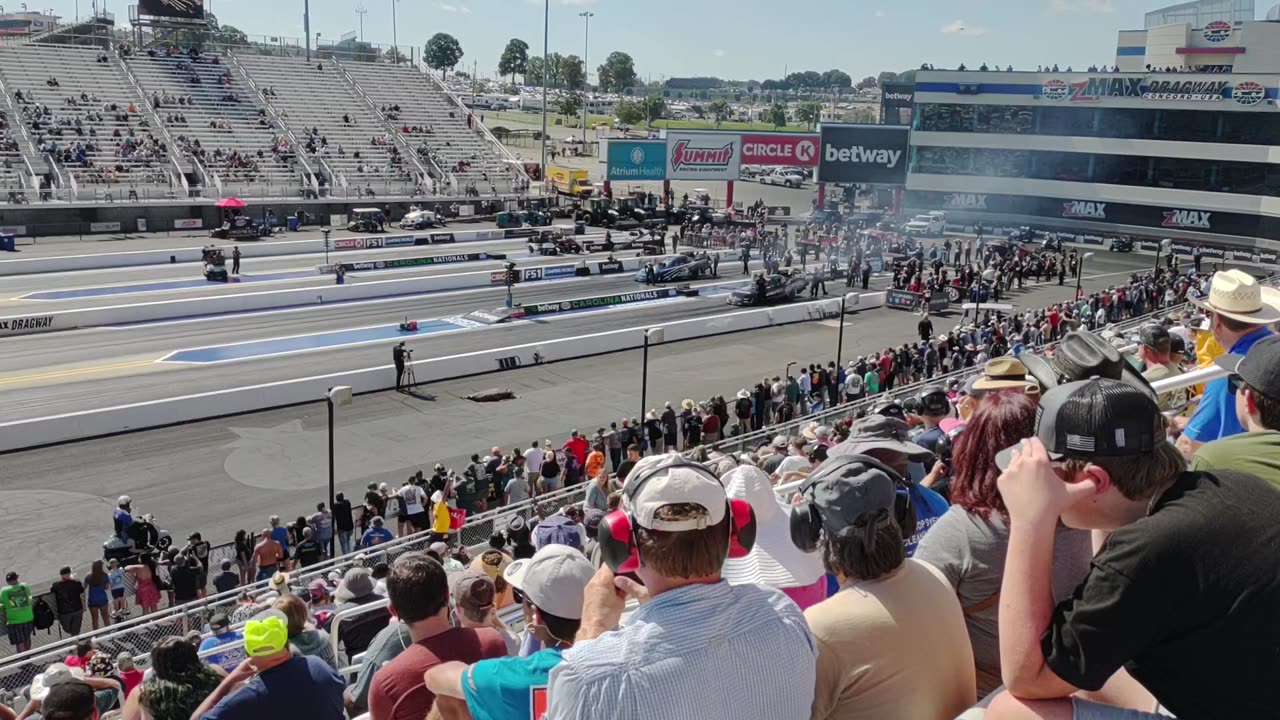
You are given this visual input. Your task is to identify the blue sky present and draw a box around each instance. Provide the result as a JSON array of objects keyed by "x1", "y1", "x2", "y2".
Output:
[{"x1": 58, "y1": 0, "x2": 1237, "y2": 81}]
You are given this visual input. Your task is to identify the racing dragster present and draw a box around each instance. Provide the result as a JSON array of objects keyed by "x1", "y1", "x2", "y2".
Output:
[
  {"x1": 727, "y1": 269, "x2": 809, "y2": 306},
  {"x1": 210, "y1": 214, "x2": 272, "y2": 240},
  {"x1": 634, "y1": 252, "x2": 713, "y2": 283},
  {"x1": 528, "y1": 229, "x2": 584, "y2": 255},
  {"x1": 582, "y1": 225, "x2": 667, "y2": 254}
]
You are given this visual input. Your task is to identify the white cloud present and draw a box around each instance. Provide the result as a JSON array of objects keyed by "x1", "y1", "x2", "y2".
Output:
[
  {"x1": 713, "y1": 48, "x2": 726, "y2": 57},
  {"x1": 1050, "y1": 0, "x2": 1115, "y2": 14},
  {"x1": 438, "y1": 1, "x2": 471, "y2": 11},
  {"x1": 941, "y1": 19, "x2": 989, "y2": 36}
]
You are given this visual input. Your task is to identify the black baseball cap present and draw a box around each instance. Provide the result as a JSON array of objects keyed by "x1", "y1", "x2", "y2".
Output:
[
  {"x1": 40, "y1": 682, "x2": 95, "y2": 720},
  {"x1": 1216, "y1": 334, "x2": 1280, "y2": 401},
  {"x1": 797, "y1": 455, "x2": 899, "y2": 536},
  {"x1": 5, "y1": 571, "x2": 16, "y2": 582},
  {"x1": 1138, "y1": 324, "x2": 1172, "y2": 354},
  {"x1": 996, "y1": 378, "x2": 1159, "y2": 470},
  {"x1": 918, "y1": 386, "x2": 950, "y2": 415}
]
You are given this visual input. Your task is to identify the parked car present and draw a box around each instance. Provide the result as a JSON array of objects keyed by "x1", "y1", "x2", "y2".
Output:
[{"x1": 759, "y1": 169, "x2": 805, "y2": 188}]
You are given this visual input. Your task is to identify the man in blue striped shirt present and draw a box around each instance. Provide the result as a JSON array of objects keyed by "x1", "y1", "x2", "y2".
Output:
[{"x1": 546, "y1": 455, "x2": 816, "y2": 720}]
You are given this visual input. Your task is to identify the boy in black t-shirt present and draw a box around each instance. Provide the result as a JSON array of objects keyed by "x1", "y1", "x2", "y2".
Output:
[{"x1": 987, "y1": 378, "x2": 1280, "y2": 720}]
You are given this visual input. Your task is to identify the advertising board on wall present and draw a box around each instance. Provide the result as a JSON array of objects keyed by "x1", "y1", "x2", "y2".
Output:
[
  {"x1": 817, "y1": 124, "x2": 910, "y2": 185},
  {"x1": 880, "y1": 82, "x2": 916, "y2": 126},
  {"x1": 665, "y1": 132, "x2": 741, "y2": 180},
  {"x1": 607, "y1": 141, "x2": 667, "y2": 181},
  {"x1": 138, "y1": 0, "x2": 205, "y2": 20},
  {"x1": 740, "y1": 133, "x2": 819, "y2": 167}
]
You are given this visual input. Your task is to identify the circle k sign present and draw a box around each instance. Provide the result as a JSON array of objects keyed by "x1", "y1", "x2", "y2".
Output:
[{"x1": 741, "y1": 133, "x2": 820, "y2": 167}]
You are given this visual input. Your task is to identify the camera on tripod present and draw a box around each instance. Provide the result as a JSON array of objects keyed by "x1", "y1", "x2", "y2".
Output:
[{"x1": 402, "y1": 347, "x2": 414, "y2": 359}]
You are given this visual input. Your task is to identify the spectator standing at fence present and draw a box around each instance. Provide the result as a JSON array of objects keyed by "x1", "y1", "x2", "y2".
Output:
[
  {"x1": 987, "y1": 378, "x2": 1280, "y2": 720},
  {"x1": 1, "y1": 571, "x2": 34, "y2": 653},
  {"x1": 251, "y1": 529, "x2": 284, "y2": 582},
  {"x1": 546, "y1": 455, "x2": 817, "y2": 719},
  {"x1": 332, "y1": 493, "x2": 354, "y2": 556},
  {"x1": 268, "y1": 515, "x2": 291, "y2": 568},
  {"x1": 213, "y1": 560, "x2": 239, "y2": 595},
  {"x1": 367, "y1": 554, "x2": 507, "y2": 720},
  {"x1": 51, "y1": 565, "x2": 86, "y2": 637},
  {"x1": 107, "y1": 559, "x2": 127, "y2": 619},
  {"x1": 1178, "y1": 270, "x2": 1279, "y2": 458},
  {"x1": 1190, "y1": 335, "x2": 1280, "y2": 489},
  {"x1": 233, "y1": 531, "x2": 253, "y2": 586},
  {"x1": 426, "y1": 544, "x2": 595, "y2": 719},
  {"x1": 126, "y1": 555, "x2": 162, "y2": 616},
  {"x1": 192, "y1": 615, "x2": 344, "y2": 720},
  {"x1": 523, "y1": 441, "x2": 544, "y2": 485},
  {"x1": 309, "y1": 503, "x2": 334, "y2": 557},
  {"x1": 85, "y1": 560, "x2": 110, "y2": 631},
  {"x1": 361, "y1": 516, "x2": 394, "y2": 548}
]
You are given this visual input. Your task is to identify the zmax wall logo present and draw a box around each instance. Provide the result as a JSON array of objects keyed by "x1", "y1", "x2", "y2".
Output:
[
  {"x1": 1162, "y1": 209, "x2": 1212, "y2": 230},
  {"x1": 1062, "y1": 201, "x2": 1106, "y2": 220}
]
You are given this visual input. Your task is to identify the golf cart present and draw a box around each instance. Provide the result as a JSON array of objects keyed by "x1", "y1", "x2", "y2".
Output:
[
  {"x1": 202, "y1": 246, "x2": 229, "y2": 282},
  {"x1": 399, "y1": 206, "x2": 443, "y2": 229},
  {"x1": 347, "y1": 207, "x2": 387, "y2": 233},
  {"x1": 496, "y1": 211, "x2": 525, "y2": 229}
]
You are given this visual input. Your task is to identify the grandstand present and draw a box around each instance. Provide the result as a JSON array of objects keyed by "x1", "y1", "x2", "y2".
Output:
[
  {"x1": 0, "y1": 44, "x2": 181, "y2": 201},
  {"x1": 229, "y1": 53, "x2": 433, "y2": 198},
  {"x1": 124, "y1": 49, "x2": 312, "y2": 197},
  {"x1": 339, "y1": 60, "x2": 525, "y2": 196}
]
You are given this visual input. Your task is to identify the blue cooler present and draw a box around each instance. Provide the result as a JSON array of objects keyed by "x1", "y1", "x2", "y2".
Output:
[
  {"x1": 0, "y1": 234, "x2": 14, "y2": 252},
  {"x1": 287, "y1": 216, "x2": 300, "y2": 232},
  {"x1": 574, "y1": 221, "x2": 586, "y2": 236}
]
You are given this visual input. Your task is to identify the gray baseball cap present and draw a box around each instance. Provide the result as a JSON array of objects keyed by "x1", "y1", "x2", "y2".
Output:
[
  {"x1": 996, "y1": 378, "x2": 1158, "y2": 470},
  {"x1": 830, "y1": 415, "x2": 931, "y2": 462},
  {"x1": 798, "y1": 455, "x2": 899, "y2": 536}
]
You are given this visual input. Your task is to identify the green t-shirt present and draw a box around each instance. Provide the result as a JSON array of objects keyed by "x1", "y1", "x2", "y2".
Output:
[
  {"x1": 1190, "y1": 430, "x2": 1280, "y2": 491},
  {"x1": 863, "y1": 371, "x2": 879, "y2": 394},
  {"x1": 1, "y1": 583, "x2": 34, "y2": 625}
]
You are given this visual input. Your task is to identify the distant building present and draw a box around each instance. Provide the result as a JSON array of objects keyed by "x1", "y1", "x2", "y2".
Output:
[
  {"x1": 1118, "y1": 15, "x2": 1280, "y2": 73},
  {"x1": 1144, "y1": 0, "x2": 1254, "y2": 29}
]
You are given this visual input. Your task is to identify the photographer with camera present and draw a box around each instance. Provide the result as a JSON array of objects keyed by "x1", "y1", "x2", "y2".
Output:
[{"x1": 393, "y1": 342, "x2": 409, "y2": 392}]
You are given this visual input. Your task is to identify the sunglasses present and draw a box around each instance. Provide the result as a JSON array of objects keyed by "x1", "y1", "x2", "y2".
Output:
[{"x1": 1228, "y1": 374, "x2": 1244, "y2": 395}]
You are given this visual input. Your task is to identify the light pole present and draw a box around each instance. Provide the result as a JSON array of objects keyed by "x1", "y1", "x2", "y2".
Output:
[
  {"x1": 1075, "y1": 251, "x2": 1095, "y2": 301},
  {"x1": 355, "y1": 2, "x2": 367, "y2": 43},
  {"x1": 834, "y1": 292, "x2": 859, "y2": 371},
  {"x1": 321, "y1": 225, "x2": 331, "y2": 265},
  {"x1": 390, "y1": 0, "x2": 399, "y2": 65},
  {"x1": 640, "y1": 328, "x2": 664, "y2": 421},
  {"x1": 579, "y1": 10, "x2": 593, "y2": 146},
  {"x1": 325, "y1": 386, "x2": 352, "y2": 558},
  {"x1": 540, "y1": 0, "x2": 549, "y2": 185}
]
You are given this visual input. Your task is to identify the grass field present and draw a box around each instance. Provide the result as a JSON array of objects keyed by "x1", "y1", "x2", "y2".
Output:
[{"x1": 651, "y1": 119, "x2": 813, "y2": 133}]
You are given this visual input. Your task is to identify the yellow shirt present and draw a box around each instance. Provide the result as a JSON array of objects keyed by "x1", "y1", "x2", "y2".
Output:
[{"x1": 431, "y1": 501, "x2": 451, "y2": 534}]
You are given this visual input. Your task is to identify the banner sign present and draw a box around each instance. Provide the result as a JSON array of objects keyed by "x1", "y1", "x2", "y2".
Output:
[
  {"x1": 174, "y1": 218, "x2": 203, "y2": 230},
  {"x1": 522, "y1": 267, "x2": 544, "y2": 282},
  {"x1": 89, "y1": 221, "x2": 122, "y2": 233},
  {"x1": 607, "y1": 140, "x2": 667, "y2": 181},
  {"x1": 339, "y1": 253, "x2": 496, "y2": 272},
  {"x1": 817, "y1": 124, "x2": 909, "y2": 185},
  {"x1": 138, "y1": 0, "x2": 205, "y2": 20},
  {"x1": 334, "y1": 237, "x2": 366, "y2": 250},
  {"x1": 0, "y1": 314, "x2": 55, "y2": 334},
  {"x1": 463, "y1": 309, "x2": 513, "y2": 325},
  {"x1": 665, "y1": 132, "x2": 742, "y2": 180},
  {"x1": 740, "y1": 133, "x2": 819, "y2": 167},
  {"x1": 927, "y1": 289, "x2": 950, "y2": 312},
  {"x1": 504, "y1": 228, "x2": 539, "y2": 240},
  {"x1": 885, "y1": 288, "x2": 923, "y2": 311},
  {"x1": 489, "y1": 270, "x2": 512, "y2": 284},
  {"x1": 542, "y1": 264, "x2": 578, "y2": 279},
  {"x1": 597, "y1": 260, "x2": 624, "y2": 275},
  {"x1": 428, "y1": 232, "x2": 456, "y2": 244},
  {"x1": 382, "y1": 234, "x2": 416, "y2": 248},
  {"x1": 519, "y1": 288, "x2": 679, "y2": 316}
]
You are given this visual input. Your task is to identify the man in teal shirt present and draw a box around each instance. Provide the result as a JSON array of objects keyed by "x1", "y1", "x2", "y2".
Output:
[{"x1": 423, "y1": 544, "x2": 594, "y2": 720}]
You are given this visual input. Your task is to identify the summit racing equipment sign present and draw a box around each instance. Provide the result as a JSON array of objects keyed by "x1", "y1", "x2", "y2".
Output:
[
  {"x1": 665, "y1": 132, "x2": 741, "y2": 180},
  {"x1": 817, "y1": 124, "x2": 909, "y2": 185},
  {"x1": 740, "y1": 134, "x2": 819, "y2": 167},
  {"x1": 1143, "y1": 79, "x2": 1228, "y2": 102},
  {"x1": 519, "y1": 288, "x2": 679, "y2": 316}
]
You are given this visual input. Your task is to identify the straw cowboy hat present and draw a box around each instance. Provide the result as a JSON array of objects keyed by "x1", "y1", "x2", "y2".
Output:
[
  {"x1": 720, "y1": 466, "x2": 824, "y2": 589},
  {"x1": 1190, "y1": 269, "x2": 1280, "y2": 325},
  {"x1": 736, "y1": 389, "x2": 751, "y2": 400},
  {"x1": 967, "y1": 356, "x2": 1031, "y2": 393},
  {"x1": 681, "y1": 398, "x2": 696, "y2": 410}
]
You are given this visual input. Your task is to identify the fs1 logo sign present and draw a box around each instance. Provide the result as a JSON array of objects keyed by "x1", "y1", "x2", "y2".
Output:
[
  {"x1": 665, "y1": 132, "x2": 742, "y2": 180},
  {"x1": 1062, "y1": 201, "x2": 1106, "y2": 220},
  {"x1": 817, "y1": 124, "x2": 910, "y2": 185},
  {"x1": 1045, "y1": 77, "x2": 1142, "y2": 102},
  {"x1": 1233, "y1": 81, "x2": 1265, "y2": 106},
  {"x1": 943, "y1": 193, "x2": 987, "y2": 210},
  {"x1": 1203, "y1": 20, "x2": 1232, "y2": 43},
  {"x1": 1163, "y1": 209, "x2": 1212, "y2": 230}
]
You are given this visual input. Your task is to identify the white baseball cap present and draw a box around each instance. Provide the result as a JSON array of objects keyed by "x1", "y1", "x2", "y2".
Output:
[
  {"x1": 622, "y1": 454, "x2": 728, "y2": 531},
  {"x1": 503, "y1": 544, "x2": 594, "y2": 620}
]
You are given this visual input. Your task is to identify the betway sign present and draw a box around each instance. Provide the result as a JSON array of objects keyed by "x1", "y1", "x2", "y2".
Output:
[
  {"x1": 740, "y1": 133, "x2": 819, "y2": 167},
  {"x1": 817, "y1": 124, "x2": 910, "y2": 185}
]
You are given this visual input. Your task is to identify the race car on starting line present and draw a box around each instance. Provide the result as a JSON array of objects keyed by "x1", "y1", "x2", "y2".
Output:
[
  {"x1": 727, "y1": 270, "x2": 809, "y2": 306},
  {"x1": 581, "y1": 229, "x2": 667, "y2": 254},
  {"x1": 634, "y1": 253, "x2": 712, "y2": 283},
  {"x1": 398, "y1": 208, "x2": 444, "y2": 229},
  {"x1": 528, "y1": 229, "x2": 583, "y2": 255}
]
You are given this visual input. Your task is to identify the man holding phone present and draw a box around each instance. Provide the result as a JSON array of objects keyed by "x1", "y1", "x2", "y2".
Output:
[{"x1": 986, "y1": 378, "x2": 1280, "y2": 720}]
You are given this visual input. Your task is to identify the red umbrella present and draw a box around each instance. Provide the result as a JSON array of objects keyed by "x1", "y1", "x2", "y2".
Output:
[{"x1": 215, "y1": 197, "x2": 247, "y2": 209}]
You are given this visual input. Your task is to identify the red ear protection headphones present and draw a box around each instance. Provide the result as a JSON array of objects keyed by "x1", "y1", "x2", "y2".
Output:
[{"x1": 598, "y1": 455, "x2": 757, "y2": 574}]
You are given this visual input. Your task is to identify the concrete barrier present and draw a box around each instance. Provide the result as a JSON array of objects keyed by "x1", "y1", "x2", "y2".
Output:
[
  {"x1": 0, "y1": 288, "x2": 875, "y2": 452},
  {"x1": 0, "y1": 252, "x2": 730, "y2": 336},
  {"x1": 0, "y1": 227, "x2": 534, "y2": 276}
]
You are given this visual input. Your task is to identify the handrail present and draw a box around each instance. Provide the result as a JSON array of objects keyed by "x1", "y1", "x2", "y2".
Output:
[
  {"x1": 114, "y1": 51, "x2": 205, "y2": 192},
  {"x1": 0, "y1": 77, "x2": 40, "y2": 188},
  {"x1": 330, "y1": 57, "x2": 439, "y2": 186},
  {"x1": 226, "y1": 49, "x2": 318, "y2": 188},
  {"x1": 413, "y1": 57, "x2": 529, "y2": 183}
]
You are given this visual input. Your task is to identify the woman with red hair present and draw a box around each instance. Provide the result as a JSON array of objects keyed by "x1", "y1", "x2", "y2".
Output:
[{"x1": 915, "y1": 391, "x2": 1093, "y2": 698}]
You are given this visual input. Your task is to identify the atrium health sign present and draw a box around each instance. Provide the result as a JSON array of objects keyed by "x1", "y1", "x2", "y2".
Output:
[
  {"x1": 606, "y1": 140, "x2": 667, "y2": 181},
  {"x1": 665, "y1": 132, "x2": 741, "y2": 180}
]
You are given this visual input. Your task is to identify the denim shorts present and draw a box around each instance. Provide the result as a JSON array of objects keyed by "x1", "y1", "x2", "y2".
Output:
[{"x1": 1073, "y1": 698, "x2": 1172, "y2": 720}]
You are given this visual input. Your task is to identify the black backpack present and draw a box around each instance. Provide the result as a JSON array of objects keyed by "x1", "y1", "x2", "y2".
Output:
[{"x1": 32, "y1": 597, "x2": 55, "y2": 632}]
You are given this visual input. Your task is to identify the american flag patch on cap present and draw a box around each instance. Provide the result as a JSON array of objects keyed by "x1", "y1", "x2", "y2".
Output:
[{"x1": 1065, "y1": 434, "x2": 1096, "y2": 452}]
